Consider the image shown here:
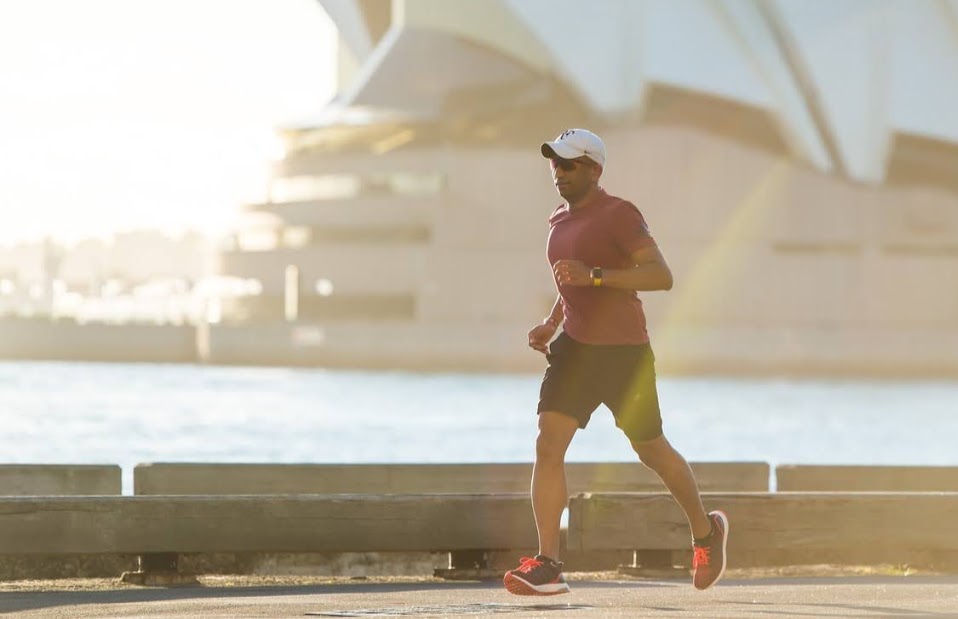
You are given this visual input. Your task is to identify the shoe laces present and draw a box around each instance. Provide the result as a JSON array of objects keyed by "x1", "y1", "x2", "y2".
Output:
[
  {"x1": 515, "y1": 556, "x2": 544, "y2": 573},
  {"x1": 693, "y1": 545, "x2": 711, "y2": 568}
]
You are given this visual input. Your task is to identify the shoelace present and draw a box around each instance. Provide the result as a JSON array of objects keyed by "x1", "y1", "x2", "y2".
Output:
[
  {"x1": 693, "y1": 545, "x2": 711, "y2": 568},
  {"x1": 515, "y1": 557, "x2": 544, "y2": 573}
]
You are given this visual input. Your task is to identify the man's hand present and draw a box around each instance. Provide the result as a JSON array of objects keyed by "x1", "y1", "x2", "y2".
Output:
[
  {"x1": 553, "y1": 259, "x2": 592, "y2": 287},
  {"x1": 527, "y1": 322, "x2": 557, "y2": 354}
]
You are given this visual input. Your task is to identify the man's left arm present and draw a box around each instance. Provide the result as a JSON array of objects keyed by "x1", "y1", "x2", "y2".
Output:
[
  {"x1": 600, "y1": 245, "x2": 673, "y2": 291},
  {"x1": 552, "y1": 245, "x2": 672, "y2": 291}
]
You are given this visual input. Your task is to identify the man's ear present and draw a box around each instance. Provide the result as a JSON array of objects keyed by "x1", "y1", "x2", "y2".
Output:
[{"x1": 592, "y1": 165, "x2": 603, "y2": 181}]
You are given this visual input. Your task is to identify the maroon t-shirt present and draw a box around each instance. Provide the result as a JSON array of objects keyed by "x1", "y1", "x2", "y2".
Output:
[{"x1": 546, "y1": 188, "x2": 656, "y2": 345}]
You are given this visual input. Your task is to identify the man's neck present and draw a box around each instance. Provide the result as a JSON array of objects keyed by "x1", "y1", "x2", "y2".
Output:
[{"x1": 568, "y1": 185, "x2": 602, "y2": 210}]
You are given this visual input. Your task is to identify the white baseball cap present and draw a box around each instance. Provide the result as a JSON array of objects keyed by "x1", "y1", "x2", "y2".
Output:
[{"x1": 541, "y1": 128, "x2": 606, "y2": 167}]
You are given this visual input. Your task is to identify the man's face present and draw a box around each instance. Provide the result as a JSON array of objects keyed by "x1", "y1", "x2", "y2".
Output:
[{"x1": 549, "y1": 156, "x2": 598, "y2": 202}]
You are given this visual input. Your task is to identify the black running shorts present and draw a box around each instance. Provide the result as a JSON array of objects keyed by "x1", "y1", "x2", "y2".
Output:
[{"x1": 537, "y1": 332, "x2": 663, "y2": 442}]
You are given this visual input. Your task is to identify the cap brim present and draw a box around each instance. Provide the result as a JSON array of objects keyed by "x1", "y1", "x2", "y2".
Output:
[{"x1": 541, "y1": 141, "x2": 581, "y2": 160}]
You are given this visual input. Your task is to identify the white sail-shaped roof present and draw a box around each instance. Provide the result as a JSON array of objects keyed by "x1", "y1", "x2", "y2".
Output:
[{"x1": 315, "y1": 0, "x2": 958, "y2": 185}]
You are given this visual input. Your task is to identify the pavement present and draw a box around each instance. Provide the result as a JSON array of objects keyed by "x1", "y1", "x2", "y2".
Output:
[{"x1": 1, "y1": 575, "x2": 957, "y2": 618}]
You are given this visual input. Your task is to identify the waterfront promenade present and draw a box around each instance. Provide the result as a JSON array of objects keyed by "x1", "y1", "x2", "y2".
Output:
[{"x1": 2, "y1": 574, "x2": 957, "y2": 618}]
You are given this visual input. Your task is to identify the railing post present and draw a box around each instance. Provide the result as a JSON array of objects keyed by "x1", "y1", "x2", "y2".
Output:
[
  {"x1": 120, "y1": 553, "x2": 199, "y2": 586},
  {"x1": 433, "y1": 549, "x2": 500, "y2": 580}
]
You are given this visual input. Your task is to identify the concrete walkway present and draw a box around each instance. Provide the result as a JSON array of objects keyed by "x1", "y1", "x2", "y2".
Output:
[{"x1": 1, "y1": 576, "x2": 957, "y2": 618}]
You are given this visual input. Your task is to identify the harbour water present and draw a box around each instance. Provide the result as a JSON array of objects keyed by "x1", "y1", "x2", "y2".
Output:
[{"x1": 1, "y1": 360, "x2": 956, "y2": 494}]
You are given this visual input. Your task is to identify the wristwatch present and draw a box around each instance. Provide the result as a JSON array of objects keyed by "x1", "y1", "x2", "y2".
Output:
[{"x1": 590, "y1": 267, "x2": 603, "y2": 287}]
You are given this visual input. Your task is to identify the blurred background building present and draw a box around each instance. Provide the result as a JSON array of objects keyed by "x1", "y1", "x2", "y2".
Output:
[
  {"x1": 214, "y1": 0, "x2": 958, "y2": 375},
  {"x1": 2, "y1": 0, "x2": 955, "y2": 376}
]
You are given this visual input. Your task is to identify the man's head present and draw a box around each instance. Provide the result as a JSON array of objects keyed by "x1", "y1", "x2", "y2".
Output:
[
  {"x1": 541, "y1": 129, "x2": 606, "y2": 167},
  {"x1": 541, "y1": 129, "x2": 605, "y2": 204}
]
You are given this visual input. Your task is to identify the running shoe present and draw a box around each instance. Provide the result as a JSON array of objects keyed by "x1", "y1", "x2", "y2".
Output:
[
  {"x1": 503, "y1": 555, "x2": 571, "y2": 596},
  {"x1": 692, "y1": 510, "x2": 729, "y2": 590}
]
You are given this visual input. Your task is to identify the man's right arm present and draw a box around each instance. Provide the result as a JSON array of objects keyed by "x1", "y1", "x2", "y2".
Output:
[
  {"x1": 528, "y1": 296, "x2": 563, "y2": 354},
  {"x1": 544, "y1": 296, "x2": 563, "y2": 329}
]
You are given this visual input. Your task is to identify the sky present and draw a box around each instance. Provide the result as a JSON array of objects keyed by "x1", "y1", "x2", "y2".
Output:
[{"x1": 0, "y1": 0, "x2": 337, "y2": 246}]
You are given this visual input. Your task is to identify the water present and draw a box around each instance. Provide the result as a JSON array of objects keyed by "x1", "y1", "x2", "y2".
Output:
[{"x1": 1, "y1": 361, "x2": 956, "y2": 494}]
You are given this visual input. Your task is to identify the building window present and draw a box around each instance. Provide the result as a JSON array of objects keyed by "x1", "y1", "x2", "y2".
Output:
[
  {"x1": 237, "y1": 229, "x2": 279, "y2": 252},
  {"x1": 269, "y1": 172, "x2": 444, "y2": 204},
  {"x1": 270, "y1": 174, "x2": 360, "y2": 203},
  {"x1": 367, "y1": 172, "x2": 444, "y2": 196},
  {"x1": 282, "y1": 226, "x2": 312, "y2": 248}
]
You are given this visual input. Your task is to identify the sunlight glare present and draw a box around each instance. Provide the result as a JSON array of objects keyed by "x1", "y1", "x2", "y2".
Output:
[{"x1": 0, "y1": 0, "x2": 337, "y2": 246}]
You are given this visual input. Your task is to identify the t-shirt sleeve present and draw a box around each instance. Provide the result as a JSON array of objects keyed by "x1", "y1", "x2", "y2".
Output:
[{"x1": 611, "y1": 201, "x2": 656, "y2": 255}]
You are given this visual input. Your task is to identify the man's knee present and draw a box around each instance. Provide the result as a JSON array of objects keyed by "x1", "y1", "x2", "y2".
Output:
[
  {"x1": 535, "y1": 432, "x2": 568, "y2": 462},
  {"x1": 630, "y1": 434, "x2": 670, "y2": 468},
  {"x1": 536, "y1": 412, "x2": 577, "y2": 462}
]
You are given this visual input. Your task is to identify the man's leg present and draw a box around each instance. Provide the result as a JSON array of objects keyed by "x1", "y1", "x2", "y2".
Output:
[
  {"x1": 630, "y1": 434, "x2": 729, "y2": 590},
  {"x1": 532, "y1": 411, "x2": 579, "y2": 560},
  {"x1": 615, "y1": 343, "x2": 710, "y2": 540},
  {"x1": 630, "y1": 434, "x2": 711, "y2": 538},
  {"x1": 612, "y1": 344, "x2": 727, "y2": 589},
  {"x1": 503, "y1": 411, "x2": 578, "y2": 596}
]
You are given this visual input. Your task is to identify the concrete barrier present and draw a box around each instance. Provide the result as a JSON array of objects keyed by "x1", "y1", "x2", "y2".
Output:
[
  {"x1": 568, "y1": 492, "x2": 958, "y2": 569},
  {"x1": 0, "y1": 494, "x2": 535, "y2": 555},
  {"x1": 131, "y1": 461, "x2": 767, "y2": 581},
  {"x1": 0, "y1": 465, "x2": 121, "y2": 496},
  {"x1": 776, "y1": 465, "x2": 958, "y2": 491},
  {"x1": 133, "y1": 461, "x2": 769, "y2": 495}
]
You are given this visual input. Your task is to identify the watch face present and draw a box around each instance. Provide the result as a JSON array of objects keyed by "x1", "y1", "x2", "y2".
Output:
[{"x1": 590, "y1": 267, "x2": 602, "y2": 286}]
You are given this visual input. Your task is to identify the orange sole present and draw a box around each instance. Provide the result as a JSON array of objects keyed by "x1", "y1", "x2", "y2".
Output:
[{"x1": 503, "y1": 574, "x2": 571, "y2": 596}]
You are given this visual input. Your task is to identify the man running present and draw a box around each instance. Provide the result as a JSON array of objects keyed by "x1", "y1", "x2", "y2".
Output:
[{"x1": 503, "y1": 129, "x2": 728, "y2": 596}]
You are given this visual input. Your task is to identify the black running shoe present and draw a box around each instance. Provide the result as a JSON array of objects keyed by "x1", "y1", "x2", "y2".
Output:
[
  {"x1": 693, "y1": 510, "x2": 729, "y2": 590},
  {"x1": 503, "y1": 555, "x2": 571, "y2": 596}
]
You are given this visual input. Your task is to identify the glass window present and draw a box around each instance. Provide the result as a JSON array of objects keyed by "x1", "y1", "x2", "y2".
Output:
[
  {"x1": 384, "y1": 172, "x2": 444, "y2": 196},
  {"x1": 237, "y1": 229, "x2": 279, "y2": 252},
  {"x1": 268, "y1": 172, "x2": 444, "y2": 203},
  {"x1": 283, "y1": 226, "x2": 312, "y2": 248},
  {"x1": 269, "y1": 174, "x2": 361, "y2": 203}
]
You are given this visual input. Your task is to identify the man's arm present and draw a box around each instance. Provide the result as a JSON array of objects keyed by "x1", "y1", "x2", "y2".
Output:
[
  {"x1": 528, "y1": 296, "x2": 563, "y2": 354},
  {"x1": 552, "y1": 245, "x2": 673, "y2": 291},
  {"x1": 600, "y1": 245, "x2": 673, "y2": 291},
  {"x1": 543, "y1": 295, "x2": 564, "y2": 328}
]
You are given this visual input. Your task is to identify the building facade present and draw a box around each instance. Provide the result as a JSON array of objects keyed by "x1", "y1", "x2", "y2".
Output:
[{"x1": 214, "y1": 0, "x2": 958, "y2": 376}]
